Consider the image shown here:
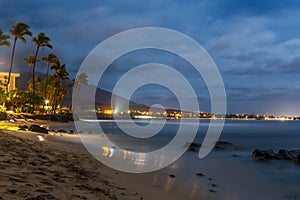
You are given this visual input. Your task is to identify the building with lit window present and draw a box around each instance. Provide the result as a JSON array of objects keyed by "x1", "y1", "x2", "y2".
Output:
[{"x1": 0, "y1": 72, "x2": 20, "y2": 91}]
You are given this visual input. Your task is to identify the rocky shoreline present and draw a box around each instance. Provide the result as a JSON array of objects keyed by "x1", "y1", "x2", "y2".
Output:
[
  {"x1": 252, "y1": 149, "x2": 300, "y2": 165},
  {"x1": 185, "y1": 141, "x2": 300, "y2": 166},
  {"x1": 185, "y1": 141, "x2": 235, "y2": 152},
  {"x1": 0, "y1": 112, "x2": 74, "y2": 123}
]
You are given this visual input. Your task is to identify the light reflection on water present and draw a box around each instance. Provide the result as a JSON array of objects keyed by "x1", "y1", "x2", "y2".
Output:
[
  {"x1": 62, "y1": 119, "x2": 300, "y2": 199},
  {"x1": 77, "y1": 119, "x2": 300, "y2": 151},
  {"x1": 77, "y1": 119, "x2": 300, "y2": 178}
]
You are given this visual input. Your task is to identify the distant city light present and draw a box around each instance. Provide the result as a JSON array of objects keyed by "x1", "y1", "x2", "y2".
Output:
[{"x1": 94, "y1": 107, "x2": 298, "y2": 121}]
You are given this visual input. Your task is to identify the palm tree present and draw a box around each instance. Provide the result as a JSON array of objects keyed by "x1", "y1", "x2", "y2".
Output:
[
  {"x1": 70, "y1": 72, "x2": 88, "y2": 111},
  {"x1": 73, "y1": 72, "x2": 88, "y2": 94},
  {"x1": 7, "y1": 22, "x2": 32, "y2": 92},
  {"x1": 0, "y1": 29, "x2": 10, "y2": 47},
  {"x1": 32, "y1": 32, "x2": 53, "y2": 95},
  {"x1": 50, "y1": 58, "x2": 69, "y2": 113},
  {"x1": 42, "y1": 53, "x2": 57, "y2": 100},
  {"x1": 24, "y1": 54, "x2": 39, "y2": 89},
  {"x1": 0, "y1": 29, "x2": 10, "y2": 90},
  {"x1": 0, "y1": 30, "x2": 10, "y2": 98}
]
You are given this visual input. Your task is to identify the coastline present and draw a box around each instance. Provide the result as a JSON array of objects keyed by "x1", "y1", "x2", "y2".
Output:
[
  {"x1": 0, "y1": 122, "x2": 212, "y2": 200},
  {"x1": 1, "y1": 120, "x2": 300, "y2": 199},
  {"x1": 0, "y1": 128, "x2": 142, "y2": 200}
]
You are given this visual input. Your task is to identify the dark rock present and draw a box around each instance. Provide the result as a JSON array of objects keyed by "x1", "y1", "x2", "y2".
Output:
[
  {"x1": 8, "y1": 189, "x2": 17, "y2": 194},
  {"x1": 185, "y1": 141, "x2": 234, "y2": 152},
  {"x1": 252, "y1": 149, "x2": 263, "y2": 158},
  {"x1": 196, "y1": 173, "x2": 204, "y2": 177},
  {"x1": 253, "y1": 149, "x2": 300, "y2": 165},
  {"x1": 277, "y1": 149, "x2": 293, "y2": 160},
  {"x1": 184, "y1": 142, "x2": 201, "y2": 152},
  {"x1": 18, "y1": 125, "x2": 28, "y2": 131},
  {"x1": 264, "y1": 153, "x2": 276, "y2": 160},
  {"x1": 294, "y1": 154, "x2": 300, "y2": 165},
  {"x1": 252, "y1": 149, "x2": 275, "y2": 159},
  {"x1": 214, "y1": 141, "x2": 234, "y2": 151},
  {"x1": 211, "y1": 184, "x2": 218, "y2": 187},
  {"x1": 289, "y1": 150, "x2": 300, "y2": 159},
  {"x1": 57, "y1": 129, "x2": 67, "y2": 133},
  {"x1": 28, "y1": 125, "x2": 48, "y2": 134},
  {"x1": 32, "y1": 114, "x2": 74, "y2": 122},
  {"x1": 51, "y1": 115, "x2": 69, "y2": 123},
  {"x1": 50, "y1": 114, "x2": 73, "y2": 123},
  {"x1": 209, "y1": 189, "x2": 216, "y2": 193},
  {"x1": 169, "y1": 174, "x2": 176, "y2": 178}
]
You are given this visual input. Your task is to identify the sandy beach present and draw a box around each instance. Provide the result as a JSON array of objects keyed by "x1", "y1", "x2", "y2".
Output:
[
  {"x1": 0, "y1": 120, "x2": 210, "y2": 200},
  {"x1": 0, "y1": 128, "x2": 142, "y2": 200},
  {"x1": 1, "y1": 120, "x2": 300, "y2": 200}
]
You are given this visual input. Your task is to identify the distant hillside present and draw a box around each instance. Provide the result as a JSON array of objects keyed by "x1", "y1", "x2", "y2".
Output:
[{"x1": 66, "y1": 84, "x2": 151, "y2": 111}]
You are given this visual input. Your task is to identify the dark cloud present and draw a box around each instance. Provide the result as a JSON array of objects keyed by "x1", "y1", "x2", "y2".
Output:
[
  {"x1": 229, "y1": 55, "x2": 300, "y2": 75},
  {"x1": 1, "y1": 0, "x2": 300, "y2": 115}
]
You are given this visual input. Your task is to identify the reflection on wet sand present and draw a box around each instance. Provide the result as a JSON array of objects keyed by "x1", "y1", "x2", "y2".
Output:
[{"x1": 100, "y1": 146, "x2": 147, "y2": 166}]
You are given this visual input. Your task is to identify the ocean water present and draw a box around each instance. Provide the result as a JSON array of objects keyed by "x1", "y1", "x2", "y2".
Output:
[
  {"x1": 73, "y1": 119, "x2": 300, "y2": 152},
  {"x1": 50, "y1": 119, "x2": 300, "y2": 199},
  {"x1": 216, "y1": 120, "x2": 300, "y2": 150}
]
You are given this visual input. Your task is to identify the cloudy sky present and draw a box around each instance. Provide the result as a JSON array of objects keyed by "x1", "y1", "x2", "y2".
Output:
[{"x1": 0, "y1": 0, "x2": 300, "y2": 116}]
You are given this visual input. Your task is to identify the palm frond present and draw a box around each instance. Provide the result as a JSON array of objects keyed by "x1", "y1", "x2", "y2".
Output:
[{"x1": 0, "y1": 29, "x2": 10, "y2": 46}]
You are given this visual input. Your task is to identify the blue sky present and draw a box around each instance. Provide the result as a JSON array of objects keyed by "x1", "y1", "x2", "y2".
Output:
[{"x1": 0, "y1": 0, "x2": 300, "y2": 116}]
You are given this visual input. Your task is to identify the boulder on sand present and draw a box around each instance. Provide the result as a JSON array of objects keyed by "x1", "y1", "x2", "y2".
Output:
[
  {"x1": 18, "y1": 125, "x2": 28, "y2": 131},
  {"x1": 28, "y1": 125, "x2": 48, "y2": 134},
  {"x1": 277, "y1": 149, "x2": 293, "y2": 160},
  {"x1": 184, "y1": 142, "x2": 202, "y2": 152},
  {"x1": 294, "y1": 154, "x2": 300, "y2": 165},
  {"x1": 214, "y1": 141, "x2": 234, "y2": 151},
  {"x1": 185, "y1": 141, "x2": 234, "y2": 152},
  {"x1": 252, "y1": 149, "x2": 276, "y2": 159},
  {"x1": 252, "y1": 149, "x2": 300, "y2": 165}
]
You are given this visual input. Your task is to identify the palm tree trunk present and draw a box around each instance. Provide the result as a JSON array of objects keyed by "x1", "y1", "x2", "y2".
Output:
[
  {"x1": 32, "y1": 46, "x2": 40, "y2": 95},
  {"x1": 44, "y1": 62, "x2": 50, "y2": 99},
  {"x1": 32, "y1": 46, "x2": 40, "y2": 113},
  {"x1": 26, "y1": 65, "x2": 32, "y2": 90},
  {"x1": 7, "y1": 38, "x2": 17, "y2": 92},
  {"x1": 42, "y1": 63, "x2": 50, "y2": 114},
  {"x1": 53, "y1": 78, "x2": 60, "y2": 115}
]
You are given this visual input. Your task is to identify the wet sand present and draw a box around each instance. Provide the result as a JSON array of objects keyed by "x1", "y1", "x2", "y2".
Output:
[
  {"x1": 0, "y1": 129, "x2": 141, "y2": 200},
  {"x1": 0, "y1": 119, "x2": 216, "y2": 200}
]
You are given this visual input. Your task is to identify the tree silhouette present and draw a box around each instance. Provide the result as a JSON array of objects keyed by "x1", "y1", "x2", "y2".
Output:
[
  {"x1": 42, "y1": 53, "x2": 57, "y2": 100},
  {"x1": 32, "y1": 32, "x2": 52, "y2": 95},
  {"x1": 7, "y1": 22, "x2": 32, "y2": 91},
  {"x1": 0, "y1": 29, "x2": 10, "y2": 47},
  {"x1": 24, "y1": 54, "x2": 39, "y2": 89}
]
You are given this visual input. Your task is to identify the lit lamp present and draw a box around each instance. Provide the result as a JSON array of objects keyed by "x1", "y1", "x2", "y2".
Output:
[
  {"x1": 44, "y1": 100, "x2": 49, "y2": 113},
  {"x1": 45, "y1": 99, "x2": 49, "y2": 105}
]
